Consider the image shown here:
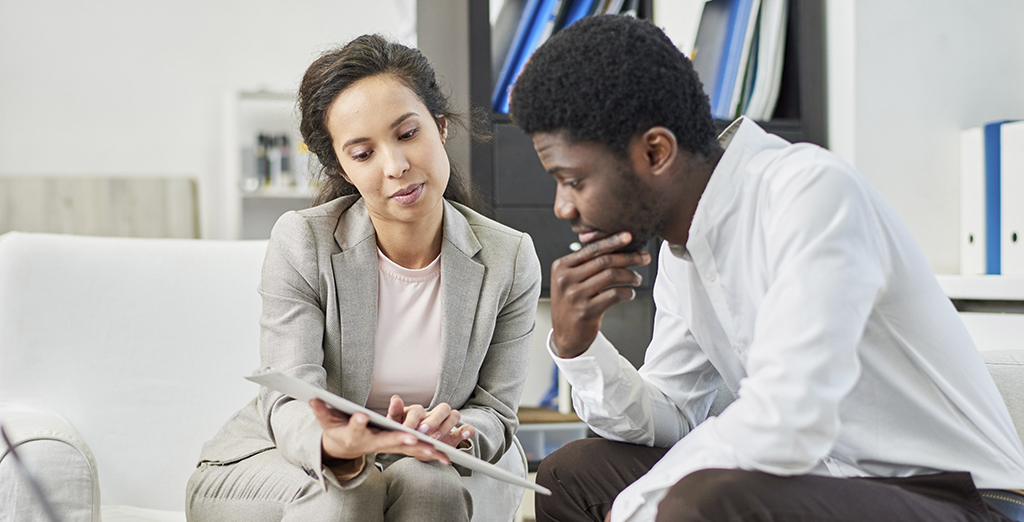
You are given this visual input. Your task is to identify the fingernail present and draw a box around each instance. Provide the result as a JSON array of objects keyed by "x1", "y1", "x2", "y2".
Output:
[
  {"x1": 418, "y1": 423, "x2": 429, "y2": 433},
  {"x1": 462, "y1": 430, "x2": 471, "y2": 439}
]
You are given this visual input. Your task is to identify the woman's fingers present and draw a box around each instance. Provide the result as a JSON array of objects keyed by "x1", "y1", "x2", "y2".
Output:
[{"x1": 416, "y1": 403, "x2": 453, "y2": 436}]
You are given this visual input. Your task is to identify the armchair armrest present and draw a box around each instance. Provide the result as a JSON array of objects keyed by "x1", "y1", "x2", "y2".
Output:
[
  {"x1": 982, "y1": 350, "x2": 1024, "y2": 444},
  {"x1": 0, "y1": 402, "x2": 100, "y2": 522}
]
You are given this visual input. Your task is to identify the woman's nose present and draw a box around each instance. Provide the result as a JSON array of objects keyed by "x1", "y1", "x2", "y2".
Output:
[{"x1": 383, "y1": 147, "x2": 410, "y2": 178}]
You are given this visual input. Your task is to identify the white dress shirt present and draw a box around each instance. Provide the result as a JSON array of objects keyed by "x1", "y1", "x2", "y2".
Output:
[{"x1": 550, "y1": 118, "x2": 1024, "y2": 522}]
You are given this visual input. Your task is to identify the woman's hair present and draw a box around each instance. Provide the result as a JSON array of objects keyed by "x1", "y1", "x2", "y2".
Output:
[{"x1": 299, "y1": 34, "x2": 481, "y2": 209}]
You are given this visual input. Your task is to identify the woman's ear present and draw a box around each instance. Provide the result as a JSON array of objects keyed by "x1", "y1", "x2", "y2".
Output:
[{"x1": 438, "y1": 116, "x2": 448, "y2": 145}]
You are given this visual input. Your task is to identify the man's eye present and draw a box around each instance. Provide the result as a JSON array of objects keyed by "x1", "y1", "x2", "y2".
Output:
[{"x1": 563, "y1": 179, "x2": 580, "y2": 188}]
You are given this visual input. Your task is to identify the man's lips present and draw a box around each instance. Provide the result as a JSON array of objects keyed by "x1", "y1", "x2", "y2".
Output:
[
  {"x1": 574, "y1": 228, "x2": 607, "y2": 245},
  {"x1": 390, "y1": 183, "x2": 424, "y2": 204}
]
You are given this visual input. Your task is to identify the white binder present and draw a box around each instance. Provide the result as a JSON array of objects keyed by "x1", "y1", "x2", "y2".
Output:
[
  {"x1": 1002, "y1": 121, "x2": 1024, "y2": 275},
  {"x1": 961, "y1": 126, "x2": 986, "y2": 275}
]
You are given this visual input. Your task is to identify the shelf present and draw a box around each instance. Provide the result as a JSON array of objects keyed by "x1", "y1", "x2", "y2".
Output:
[
  {"x1": 241, "y1": 188, "x2": 314, "y2": 200},
  {"x1": 936, "y1": 275, "x2": 1024, "y2": 302}
]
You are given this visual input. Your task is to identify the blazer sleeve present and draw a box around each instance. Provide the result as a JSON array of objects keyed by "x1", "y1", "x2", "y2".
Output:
[
  {"x1": 458, "y1": 232, "x2": 542, "y2": 465},
  {"x1": 254, "y1": 211, "x2": 353, "y2": 489}
]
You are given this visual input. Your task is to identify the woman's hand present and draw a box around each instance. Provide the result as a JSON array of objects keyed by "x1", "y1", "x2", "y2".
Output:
[
  {"x1": 310, "y1": 398, "x2": 449, "y2": 464},
  {"x1": 387, "y1": 395, "x2": 476, "y2": 449}
]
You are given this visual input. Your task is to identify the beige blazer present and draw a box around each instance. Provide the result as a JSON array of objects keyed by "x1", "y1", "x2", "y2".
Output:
[{"x1": 198, "y1": 196, "x2": 541, "y2": 489}]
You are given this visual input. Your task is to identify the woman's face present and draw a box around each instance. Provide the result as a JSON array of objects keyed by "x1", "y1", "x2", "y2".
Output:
[{"x1": 326, "y1": 75, "x2": 450, "y2": 228}]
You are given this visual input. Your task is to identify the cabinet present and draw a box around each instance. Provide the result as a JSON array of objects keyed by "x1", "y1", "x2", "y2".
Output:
[
  {"x1": 221, "y1": 90, "x2": 315, "y2": 240},
  {"x1": 936, "y1": 275, "x2": 1024, "y2": 353}
]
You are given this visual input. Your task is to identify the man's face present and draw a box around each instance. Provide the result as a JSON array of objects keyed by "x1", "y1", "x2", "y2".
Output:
[{"x1": 532, "y1": 131, "x2": 665, "y2": 253}]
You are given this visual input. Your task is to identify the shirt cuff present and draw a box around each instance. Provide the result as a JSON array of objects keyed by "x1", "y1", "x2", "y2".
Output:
[
  {"x1": 324, "y1": 454, "x2": 366, "y2": 483},
  {"x1": 547, "y1": 329, "x2": 623, "y2": 390}
]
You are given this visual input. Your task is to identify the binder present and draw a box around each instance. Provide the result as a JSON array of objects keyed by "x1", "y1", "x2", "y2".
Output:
[
  {"x1": 561, "y1": 0, "x2": 597, "y2": 30},
  {"x1": 491, "y1": 0, "x2": 530, "y2": 91},
  {"x1": 1001, "y1": 121, "x2": 1024, "y2": 275},
  {"x1": 984, "y1": 121, "x2": 1016, "y2": 275},
  {"x1": 960, "y1": 126, "x2": 986, "y2": 275},
  {"x1": 492, "y1": 0, "x2": 561, "y2": 114},
  {"x1": 713, "y1": 0, "x2": 757, "y2": 119},
  {"x1": 742, "y1": 0, "x2": 788, "y2": 120},
  {"x1": 727, "y1": 0, "x2": 762, "y2": 119},
  {"x1": 692, "y1": 0, "x2": 733, "y2": 113},
  {"x1": 653, "y1": 0, "x2": 707, "y2": 58},
  {"x1": 492, "y1": 0, "x2": 544, "y2": 113}
]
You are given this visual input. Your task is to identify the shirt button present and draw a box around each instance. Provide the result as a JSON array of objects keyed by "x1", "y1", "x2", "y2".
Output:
[{"x1": 706, "y1": 272, "x2": 717, "y2": 282}]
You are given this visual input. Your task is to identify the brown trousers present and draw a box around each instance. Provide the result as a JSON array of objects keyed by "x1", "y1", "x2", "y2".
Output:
[{"x1": 535, "y1": 438, "x2": 1014, "y2": 522}]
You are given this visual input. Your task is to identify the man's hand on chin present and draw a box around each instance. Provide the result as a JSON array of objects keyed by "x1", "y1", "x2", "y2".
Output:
[{"x1": 549, "y1": 231, "x2": 651, "y2": 358}]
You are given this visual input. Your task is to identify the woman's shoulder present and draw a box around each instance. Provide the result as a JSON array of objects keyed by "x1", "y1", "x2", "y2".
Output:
[
  {"x1": 446, "y1": 200, "x2": 529, "y2": 243},
  {"x1": 270, "y1": 195, "x2": 367, "y2": 247}
]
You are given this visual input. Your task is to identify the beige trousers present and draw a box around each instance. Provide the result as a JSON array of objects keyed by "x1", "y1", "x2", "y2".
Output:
[{"x1": 185, "y1": 449, "x2": 472, "y2": 522}]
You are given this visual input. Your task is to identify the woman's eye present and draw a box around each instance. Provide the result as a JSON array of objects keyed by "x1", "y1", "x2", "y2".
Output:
[
  {"x1": 400, "y1": 128, "x2": 419, "y2": 140},
  {"x1": 352, "y1": 150, "x2": 373, "y2": 161}
]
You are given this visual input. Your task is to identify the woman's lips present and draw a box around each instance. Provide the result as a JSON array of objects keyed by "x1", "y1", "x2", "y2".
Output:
[{"x1": 391, "y1": 183, "x2": 424, "y2": 205}]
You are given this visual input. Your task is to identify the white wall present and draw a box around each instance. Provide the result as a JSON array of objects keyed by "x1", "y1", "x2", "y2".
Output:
[
  {"x1": 0, "y1": 0, "x2": 415, "y2": 239},
  {"x1": 827, "y1": 0, "x2": 1024, "y2": 274}
]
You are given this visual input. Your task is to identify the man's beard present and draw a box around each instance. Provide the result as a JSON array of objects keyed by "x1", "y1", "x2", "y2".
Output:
[{"x1": 609, "y1": 165, "x2": 665, "y2": 254}]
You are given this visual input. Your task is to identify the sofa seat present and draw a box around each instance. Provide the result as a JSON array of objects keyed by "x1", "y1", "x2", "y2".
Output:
[{"x1": 0, "y1": 231, "x2": 526, "y2": 522}]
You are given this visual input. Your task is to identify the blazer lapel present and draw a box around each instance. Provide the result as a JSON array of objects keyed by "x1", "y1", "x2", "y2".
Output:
[
  {"x1": 433, "y1": 201, "x2": 484, "y2": 408},
  {"x1": 330, "y1": 199, "x2": 379, "y2": 406},
  {"x1": 428, "y1": 199, "x2": 483, "y2": 407}
]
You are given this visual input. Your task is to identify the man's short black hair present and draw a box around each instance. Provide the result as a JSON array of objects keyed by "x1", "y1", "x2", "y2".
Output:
[{"x1": 509, "y1": 15, "x2": 718, "y2": 158}]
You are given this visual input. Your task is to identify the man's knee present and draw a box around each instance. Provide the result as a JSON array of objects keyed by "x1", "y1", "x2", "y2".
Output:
[
  {"x1": 536, "y1": 438, "x2": 603, "y2": 488},
  {"x1": 655, "y1": 469, "x2": 768, "y2": 522}
]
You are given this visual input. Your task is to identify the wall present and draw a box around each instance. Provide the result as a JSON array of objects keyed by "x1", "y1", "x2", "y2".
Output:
[
  {"x1": 827, "y1": 0, "x2": 1024, "y2": 274},
  {"x1": 0, "y1": 0, "x2": 415, "y2": 239}
]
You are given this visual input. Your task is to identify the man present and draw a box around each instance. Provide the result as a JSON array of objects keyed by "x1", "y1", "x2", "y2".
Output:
[{"x1": 508, "y1": 14, "x2": 1024, "y2": 522}]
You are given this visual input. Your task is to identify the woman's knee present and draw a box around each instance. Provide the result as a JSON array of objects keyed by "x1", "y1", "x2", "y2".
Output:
[{"x1": 385, "y1": 458, "x2": 471, "y2": 511}]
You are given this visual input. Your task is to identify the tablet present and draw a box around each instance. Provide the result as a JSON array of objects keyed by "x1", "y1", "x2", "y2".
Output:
[{"x1": 246, "y1": 368, "x2": 552, "y2": 495}]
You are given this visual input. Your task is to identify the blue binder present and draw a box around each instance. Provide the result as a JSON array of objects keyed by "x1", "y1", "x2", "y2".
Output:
[
  {"x1": 492, "y1": 0, "x2": 561, "y2": 114},
  {"x1": 984, "y1": 120, "x2": 1017, "y2": 274},
  {"x1": 712, "y1": 0, "x2": 756, "y2": 119}
]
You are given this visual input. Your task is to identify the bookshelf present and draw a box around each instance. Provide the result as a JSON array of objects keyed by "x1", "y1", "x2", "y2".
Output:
[
  {"x1": 221, "y1": 90, "x2": 315, "y2": 240},
  {"x1": 451, "y1": 0, "x2": 828, "y2": 295}
]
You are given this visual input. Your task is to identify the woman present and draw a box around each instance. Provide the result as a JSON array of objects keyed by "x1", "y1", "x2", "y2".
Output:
[{"x1": 186, "y1": 35, "x2": 541, "y2": 522}]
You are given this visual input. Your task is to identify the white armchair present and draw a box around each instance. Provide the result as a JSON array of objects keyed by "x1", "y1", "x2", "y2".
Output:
[{"x1": 0, "y1": 231, "x2": 526, "y2": 522}]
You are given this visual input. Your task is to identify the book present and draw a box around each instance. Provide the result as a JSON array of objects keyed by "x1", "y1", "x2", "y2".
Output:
[{"x1": 1001, "y1": 121, "x2": 1024, "y2": 275}]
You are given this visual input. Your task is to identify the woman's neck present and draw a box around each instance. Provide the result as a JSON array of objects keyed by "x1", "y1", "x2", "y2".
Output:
[{"x1": 370, "y1": 206, "x2": 444, "y2": 269}]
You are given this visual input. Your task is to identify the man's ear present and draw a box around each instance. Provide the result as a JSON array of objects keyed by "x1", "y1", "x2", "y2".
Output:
[{"x1": 637, "y1": 126, "x2": 677, "y2": 178}]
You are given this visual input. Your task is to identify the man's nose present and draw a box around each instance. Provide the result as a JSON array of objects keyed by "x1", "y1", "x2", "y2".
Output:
[
  {"x1": 383, "y1": 146, "x2": 410, "y2": 178},
  {"x1": 553, "y1": 188, "x2": 577, "y2": 221}
]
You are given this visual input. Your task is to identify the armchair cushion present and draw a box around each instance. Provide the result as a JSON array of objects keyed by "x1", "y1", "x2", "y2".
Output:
[{"x1": 0, "y1": 402, "x2": 99, "y2": 522}]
